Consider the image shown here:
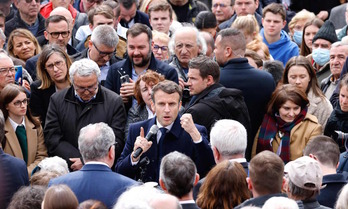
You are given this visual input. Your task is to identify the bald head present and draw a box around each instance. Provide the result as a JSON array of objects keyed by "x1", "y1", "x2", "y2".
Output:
[
  {"x1": 149, "y1": 194, "x2": 181, "y2": 209},
  {"x1": 50, "y1": 6, "x2": 74, "y2": 31}
]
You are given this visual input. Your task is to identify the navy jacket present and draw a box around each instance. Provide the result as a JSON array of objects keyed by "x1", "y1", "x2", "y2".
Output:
[
  {"x1": 219, "y1": 58, "x2": 276, "y2": 160},
  {"x1": 119, "y1": 10, "x2": 151, "y2": 28},
  {"x1": 115, "y1": 116, "x2": 215, "y2": 182},
  {"x1": 49, "y1": 164, "x2": 137, "y2": 209},
  {"x1": 317, "y1": 172, "x2": 348, "y2": 208},
  {"x1": 0, "y1": 148, "x2": 29, "y2": 209},
  {"x1": 105, "y1": 53, "x2": 178, "y2": 95}
]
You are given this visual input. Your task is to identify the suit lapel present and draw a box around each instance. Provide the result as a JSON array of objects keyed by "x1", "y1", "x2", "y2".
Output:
[
  {"x1": 4, "y1": 119, "x2": 23, "y2": 159},
  {"x1": 25, "y1": 117, "x2": 37, "y2": 165}
]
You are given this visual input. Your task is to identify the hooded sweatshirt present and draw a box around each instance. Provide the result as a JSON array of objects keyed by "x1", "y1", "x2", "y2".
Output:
[{"x1": 260, "y1": 28, "x2": 299, "y2": 66}]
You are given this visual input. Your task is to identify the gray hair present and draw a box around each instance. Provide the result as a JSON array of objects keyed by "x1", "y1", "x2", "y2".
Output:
[
  {"x1": 168, "y1": 25, "x2": 207, "y2": 56},
  {"x1": 69, "y1": 58, "x2": 101, "y2": 83},
  {"x1": 210, "y1": 119, "x2": 247, "y2": 157},
  {"x1": 78, "y1": 122, "x2": 115, "y2": 162},
  {"x1": 159, "y1": 151, "x2": 197, "y2": 198},
  {"x1": 37, "y1": 156, "x2": 69, "y2": 175},
  {"x1": 114, "y1": 185, "x2": 162, "y2": 209},
  {"x1": 91, "y1": 25, "x2": 119, "y2": 48},
  {"x1": 335, "y1": 183, "x2": 348, "y2": 209}
]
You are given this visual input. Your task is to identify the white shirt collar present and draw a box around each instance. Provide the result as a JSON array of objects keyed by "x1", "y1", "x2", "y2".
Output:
[
  {"x1": 8, "y1": 116, "x2": 25, "y2": 131},
  {"x1": 85, "y1": 161, "x2": 109, "y2": 167}
]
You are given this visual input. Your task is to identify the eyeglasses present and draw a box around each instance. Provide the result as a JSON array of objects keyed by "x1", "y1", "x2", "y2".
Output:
[
  {"x1": 13, "y1": 98, "x2": 29, "y2": 107},
  {"x1": 153, "y1": 44, "x2": 168, "y2": 52},
  {"x1": 24, "y1": 0, "x2": 40, "y2": 3},
  {"x1": 212, "y1": 3, "x2": 229, "y2": 8},
  {"x1": 74, "y1": 84, "x2": 98, "y2": 94},
  {"x1": 45, "y1": 60, "x2": 65, "y2": 71},
  {"x1": 93, "y1": 42, "x2": 115, "y2": 58},
  {"x1": 0, "y1": 67, "x2": 15, "y2": 76},
  {"x1": 47, "y1": 31, "x2": 70, "y2": 39},
  {"x1": 86, "y1": 0, "x2": 103, "y2": 4}
]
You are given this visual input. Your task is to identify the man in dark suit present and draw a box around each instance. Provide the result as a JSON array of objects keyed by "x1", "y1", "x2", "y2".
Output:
[
  {"x1": 0, "y1": 110, "x2": 29, "y2": 208},
  {"x1": 118, "y1": 0, "x2": 151, "y2": 29},
  {"x1": 105, "y1": 23, "x2": 178, "y2": 108},
  {"x1": 115, "y1": 80, "x2": 215, "y2": 182},
  {"x1": 159, "y1": 151, "x2": 200, "y2": 209},
  {"x1": 25, "y1": 15, "x2": 78, "y2": 80},
  {"x1": 193, "y1": 119, "x2": 249, "y2": 200},
  {"x1": 215, "y1": 28, "x2": 275, "y2": 160},
  {"x1": 48, "y1": 122, "x2": 137, "y2": 209},
  {"x1": 72, "y1": 25, "x2": 121, "y2": 86}
]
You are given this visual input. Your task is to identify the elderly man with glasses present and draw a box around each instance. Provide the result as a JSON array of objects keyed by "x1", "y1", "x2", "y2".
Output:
[{"x1": 44, "y1": 58, "x2": 127, "y2": 171}]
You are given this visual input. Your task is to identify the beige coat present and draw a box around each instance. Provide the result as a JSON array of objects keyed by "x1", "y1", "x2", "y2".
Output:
[
  {"x1": 3, "y1": 116, "x2": 47, "y2": 176},
  {"x1": 252, "y1": 113, "x2": 322, "y2": 161},
  {"x1": 307, "y1": 89, "x2": 333, "y2": 129}
]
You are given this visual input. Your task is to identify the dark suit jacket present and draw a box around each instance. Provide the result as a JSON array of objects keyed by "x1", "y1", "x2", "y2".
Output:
[
  {"x1": 105, "y1": 53, "x2": 178, "y2": 95},
  {"x1": 115, "y1": 116, "x2": 215, "y2": 182},
  {"x1": 25, "y1": 45, "x2": 77, "y2": 81},
  {"x1": 0, "y1": 148, "x2": 29, "y2": 209},
  {"x1": 219, "y1": 58, "x2": 275, "y2": 160},
  {"x1": 181, "y1": 203, "x2": 201, "y2": 209},
  {"x1": 119, "y1": 10, "x2": 151, "y2": 28},
  {"x1": 49, "y1": 163, "x2": 137, "y2": 209},
  {"x1": 29, "y1": 80, "x2": 56, "y2": 127}
]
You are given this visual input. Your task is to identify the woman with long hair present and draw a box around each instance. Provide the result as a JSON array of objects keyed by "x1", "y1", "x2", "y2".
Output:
[{"x1": 0, "y1": 84, "x2": 47, "y2": 176}]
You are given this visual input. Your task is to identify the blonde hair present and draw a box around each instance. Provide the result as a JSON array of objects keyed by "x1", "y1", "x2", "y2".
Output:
[
  {"x1": 247, "y1": 40, "x2": 271, "y2": 60},
  {"x1": 288, "y1": 9, "x2": 315, "y2": 34},
  {"x1": 231, "y1": 14, "x2": 262, "y2": 43},
  {"x1": 152, "y1": 30, "x2": 170, "y2": 44},
  {"x1": 7, "y1": 28, "x2": 41, "y2": 60}
]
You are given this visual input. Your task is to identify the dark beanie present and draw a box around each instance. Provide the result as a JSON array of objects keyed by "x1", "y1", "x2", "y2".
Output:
[{"x1": 312, "y1": 20, "x2": 338, "y2": 44}]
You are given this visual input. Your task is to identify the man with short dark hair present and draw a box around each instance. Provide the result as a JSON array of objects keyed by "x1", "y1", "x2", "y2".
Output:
[
  {"x1": 45, "y1": 59, "x2": 126, "y2": 171},
  {"x1": 219, "y1": 0, "x2": 261, "y2": 29},
  {"x1": 5, "y1": 0, "x2": 45, "y2": 37},
  {"x1": 303, "y1": 135, "x2": 348, "y2": 208},
  {"x1": 49, "y1": 122, "x2": 137, "y2": 208},
  {"x1": 116, "y1": 80, "x2": 215, "y2": 182},
  {"x1": 235, "y1": 150, "x2": 286, "y2": 209},
  {"x1": 183, "y1": 55, "x2": 250, "y2": 135},
  {"x1": 215, "y1": 28, "x2": 275, "y2": 160},
  {"x1": 119, "y1": 0, "x2": 151, "y2": 28},
  {"x1": 168, "y1": 0, "x2": 208, "y2": 23},
  {"x1": 105, "y1": 23, "x2": 178, "y2": 107},
  {"x1": 260, "y1": 3, "x2": 298, "y2": 66},
  {"x1": 159, "y1": 151, "x2": 200, "y2": 209},
  {"x1": 25, "y1": 15, "x2": 78, "y2": 80}
]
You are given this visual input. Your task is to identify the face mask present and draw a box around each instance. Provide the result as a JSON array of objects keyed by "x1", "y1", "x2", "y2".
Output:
[
  {"x1": 293, "y1": 30, "x2": 302, "y2": 46},
  {"x1": 312, "y1": 48, "x2": 330, "y2": 66}
]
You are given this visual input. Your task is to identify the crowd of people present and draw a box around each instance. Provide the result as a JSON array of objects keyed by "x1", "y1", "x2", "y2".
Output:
[{"x1": 1, "y1": 0, "x2": 348, "y2": 208}]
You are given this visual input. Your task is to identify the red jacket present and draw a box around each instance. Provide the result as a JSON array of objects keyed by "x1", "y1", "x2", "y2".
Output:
[{"x1": 40, "y1": 2, "x2": 77, "y2": 19}]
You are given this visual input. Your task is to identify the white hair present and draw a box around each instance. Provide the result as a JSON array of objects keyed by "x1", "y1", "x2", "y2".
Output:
[
  {"x1": 210, "y1": 119, "x2": 247, "y2": 157},
  {"x1": 335, "y1": 183, "x2": 348, "y2": 209},
  {"x1": 69, "y1": 58, "x2": 100, "y2": 83},
  {"x1": 262, "y1": 197, "x2": 299, "y2": 209},
  {"x1": 37, "y1": 156, "x2": 69, "y2": 175}
]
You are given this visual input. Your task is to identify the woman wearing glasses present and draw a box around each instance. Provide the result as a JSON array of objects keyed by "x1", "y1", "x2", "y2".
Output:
[
  {"x1": 7, "y1": 28, "x2": 41, "y2": 62},
  {"x1": 0, "y1": 83, "x2": 47, "y2": 176},
  {"x1": 29, "y1": 44, "x2": 72, "y2": 126}
]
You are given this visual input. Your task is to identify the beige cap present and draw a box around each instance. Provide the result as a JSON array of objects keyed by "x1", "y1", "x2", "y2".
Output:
[{"x1": 284, "y1": 156, "x2": 322, "y2": 191}]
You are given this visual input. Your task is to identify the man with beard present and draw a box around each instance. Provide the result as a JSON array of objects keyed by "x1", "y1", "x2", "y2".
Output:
[{"x1": 105, "y1": 23, "x2": 178, "y2": 109}]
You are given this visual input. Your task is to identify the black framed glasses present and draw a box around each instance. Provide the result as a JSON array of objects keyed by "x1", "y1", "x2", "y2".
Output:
[
  {"x1": 0, "y1": 67, "x2": 15, "y2": 76},
  {"x1": 153, "y1": 44, "x2": 168, "y2": 52},
  {"x1": 13, "y1": 98, "x2": 29, "y2": 107},
  {"x1": 74, "y1": 84, "x2": 98, "y2": 94},
  {"x1": 45, "y1": 60, "x2": 65, "y2": 71},
  {"x1": 47, "y1": 31, "x2": 70, "y2": 39},
  {"x1": 212, "y1": 3, "x2": 229, "y2": 8},
  {"x1": 93, "y1": 42, "x2": 115, "y2": 58}
]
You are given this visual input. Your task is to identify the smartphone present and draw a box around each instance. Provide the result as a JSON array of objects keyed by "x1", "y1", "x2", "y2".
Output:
[
  {"x1": 14, "y1": 65, "x2": 23, "y2": 85},
  {"x1": 120, "y1": 74, "x2": 130, "y2": 84}
]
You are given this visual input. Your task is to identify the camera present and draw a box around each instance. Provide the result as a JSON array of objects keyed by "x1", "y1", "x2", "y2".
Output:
[
  {"x1": 120, "y1": 75, "x2": 130, "y2": 84},
  {"x1": 182, "y1": 87, "x2": 190, "y2": 100}
]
